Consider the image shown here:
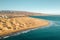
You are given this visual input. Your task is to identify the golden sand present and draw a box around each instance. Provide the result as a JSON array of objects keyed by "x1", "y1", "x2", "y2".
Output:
[{"x1": 0, "y1": 16, "x2": 49, "y2": 36}]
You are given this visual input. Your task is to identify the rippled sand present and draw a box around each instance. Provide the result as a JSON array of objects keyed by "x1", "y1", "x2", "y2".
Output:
[{"x1": 0, "y1": 16, "x2": 49, "y2": 36}]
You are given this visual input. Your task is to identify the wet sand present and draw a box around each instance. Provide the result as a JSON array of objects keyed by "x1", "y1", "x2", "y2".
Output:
[{"x1": 0, "y1": 16, "x2": 49, "y2": 36}]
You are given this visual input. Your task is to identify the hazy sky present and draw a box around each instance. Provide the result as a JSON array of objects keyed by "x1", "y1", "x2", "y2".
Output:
[{"x1": 0, "y1": 0, "x2": 60, "y2": 14}]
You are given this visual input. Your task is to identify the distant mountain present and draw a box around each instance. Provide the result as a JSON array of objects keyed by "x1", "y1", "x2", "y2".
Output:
[{"x1": 0, "y1": 10, "x2": 51, "y2": 16}]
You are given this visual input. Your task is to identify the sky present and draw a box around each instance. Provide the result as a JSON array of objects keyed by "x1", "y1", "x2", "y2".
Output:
[{"x1": 0, "y1": 0, "x2": 60, "y2": 15}]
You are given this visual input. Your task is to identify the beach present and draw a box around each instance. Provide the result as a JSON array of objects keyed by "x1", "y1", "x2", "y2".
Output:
[{"x1": 0, "y1": 16, "x2": 49, "y2": 36}]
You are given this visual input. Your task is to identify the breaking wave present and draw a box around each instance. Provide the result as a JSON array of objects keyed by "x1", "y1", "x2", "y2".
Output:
[
  {"x1": 50, "y1": 21, "x2": 60, "y2": 26},
  {"x1": 1, "y1": 20, "x2": 60, "y2": 39}
]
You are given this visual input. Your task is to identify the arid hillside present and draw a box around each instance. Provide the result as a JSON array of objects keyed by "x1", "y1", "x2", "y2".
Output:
[
  {"x1": 0, "y1": 10, "x2": 53, "y2": 16},
  {"x1": 0, "y1": 10, "x2": 50, "y2": 16}
]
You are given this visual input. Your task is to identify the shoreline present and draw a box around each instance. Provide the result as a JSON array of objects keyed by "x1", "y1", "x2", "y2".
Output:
[{"x1": 0, "y1": 16, "x2": 49, "y2": 37}]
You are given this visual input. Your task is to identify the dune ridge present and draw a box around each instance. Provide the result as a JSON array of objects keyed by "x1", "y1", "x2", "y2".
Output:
[{"x1": 0, "y1": 16, "x2": 49, "y2": 36}]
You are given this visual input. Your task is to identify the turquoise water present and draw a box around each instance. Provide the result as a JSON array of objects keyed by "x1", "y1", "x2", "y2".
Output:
[{"x1": 4, "y1": 16, "x2": 60, "y2": 40}]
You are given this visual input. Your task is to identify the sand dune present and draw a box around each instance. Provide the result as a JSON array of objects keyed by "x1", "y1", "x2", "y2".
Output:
[{"x1": 0, "y1": 16, "x2": 49, "y2": 36}]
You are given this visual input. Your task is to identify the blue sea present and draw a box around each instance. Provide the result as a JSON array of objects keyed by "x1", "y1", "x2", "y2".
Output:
[{"x1": 3, "y1": 16, "x2": 60, "y2": 40}]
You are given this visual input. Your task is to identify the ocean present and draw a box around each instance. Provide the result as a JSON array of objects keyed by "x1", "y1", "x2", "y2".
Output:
[{"x1": 3, "y1": 16, "x2": 60, "y2": 40}]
